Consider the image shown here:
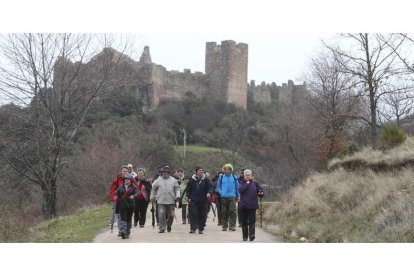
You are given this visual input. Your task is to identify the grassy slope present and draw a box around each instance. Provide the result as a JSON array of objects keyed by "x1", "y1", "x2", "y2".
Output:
[
  {"x1": 264, "y1": 137, "x2": 414, "y2": 242},
  {"x1": 28, "y1": 205, "x2": 111, "y2": 242},
  {"x1": 174, "y1": 144, "x2": 258, "y2": 176}
]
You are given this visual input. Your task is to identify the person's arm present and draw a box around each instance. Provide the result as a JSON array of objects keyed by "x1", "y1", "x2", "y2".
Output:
[
  {"x1": 174, "y1": 179, "x2": 180, "y2": 199},
  {"x1": 235, "y1": 177, "x2": 240, "y2": 198},
  {"x1": 186, "y1": 180, "x2": 193, "y2": 202},
  {"x1": 216, "y1": 176, "x2": 222, "y2": 195},
  {"x1": 238, "y1": 181, "x2": 249, "y2": 194},
  {"x1": 255, "y1": 182, "x2": 264, "y2": 197},
  {"x1": 109, "y1": 178, "x2": 118, "y2": 202},
  {"x1": 150, "y1": 180, "x2": 158, "y2": 202},
  {"x1": 205, "y1": 178, "x2": 212, "y2": 199}
]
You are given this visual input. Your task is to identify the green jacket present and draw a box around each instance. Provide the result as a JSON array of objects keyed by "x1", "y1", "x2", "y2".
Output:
[{"x1": 179, "y1": 179, "x2": 189, "y2": 205}]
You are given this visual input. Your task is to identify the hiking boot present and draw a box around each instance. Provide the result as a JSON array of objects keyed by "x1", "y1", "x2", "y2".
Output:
[
  {"x1": 189, "y1": 229, "x2": 196, "y2": 234},
  {"x1": 182, "y1": 221, "x2": 186, "y2": 224},
  {"x1": 198, "y1": 230, "x2": 203, "y2": 234},
  {"x1": 222, "y1": 228, "x2": 227, "y2": 231},
  {"x1": 118, "y1": 232, "x2": 122, "y2": 237},
  {"x1": 139, "y1": 225, "x2": 144, "y2": 228},
  {"x1": 134, "y1": 222, "x2": 137, "y2": 227},
  {"x1": 167, "y1": 226, "x2": 171, "y2": 232},
  {"x1": 229, "y1": 227, "x2": 236, "y2": 231},
  {"x1": 217, "y1": 223, "x2": 222, "y2": 226},
  {"x1": 243, "y1": 238, "x2": 248, "y2": 241},
  {"x1": 249, "y1": 235, "x2": 255, "y2": 241},
  {"x1": 121, "y1": 232, "x2": 126, "y2": 239},
  {"x1": 125, "y1": 234, "x2": 130, "y2": 239},
  {"x1": 159, "y1": 229, "x2": 165, "y2": 233}
]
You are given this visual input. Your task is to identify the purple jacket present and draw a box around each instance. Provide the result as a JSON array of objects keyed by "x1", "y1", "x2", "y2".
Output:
[{"x1": 238, "y1": 180, "x2": 263, "y2": 209}]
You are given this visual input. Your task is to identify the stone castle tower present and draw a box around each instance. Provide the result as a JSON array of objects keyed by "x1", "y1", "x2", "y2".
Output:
[{"x1": 205, "y1": 41, "x2": 248, "y2": 108}]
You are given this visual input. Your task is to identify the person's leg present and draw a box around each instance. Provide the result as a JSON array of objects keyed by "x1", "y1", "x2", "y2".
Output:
[
  {"x1": 198, "y1": 202, "x2": 207, "y2": 233},
  {"x1": 221, "y1": 198, "x2": 229, "y2": 230},
  {"x1": 189, "y1": 202, "x2": 198, "y2": 232},
  {"x1": 133, "y1": 200, "x2": 139, "y2": 226},
  {"x1": 228, "y1": 197, "x2": 237, "y2": 230},
  {"x1": 139, "y1": 201, "x2": 149, "y2": 227},
  {"x1": 182, "y1": 203, "x2": 187, "y2": 224},
  {"x1": 248, "y1": 209, "x2": 256, "y2": 241},
  {"x1": 116, "y1": 203, "x2": 121, "y2": 233},
  {"x1": 166, "y1": 204, "x2": 175, "y2": 232},
  {"x1": 126, "y1": 208, "x2": 133, "y2": 236},
  {"x1": 158, "y1": 204, "x2": 167, "y2": 232},
  {"x1": 238, "y1": 204, "x2": 242, "y2": 227},
  {"x1": 240, "y1": 208, "x2": 248, "y2": 241},
  {"x1": 216, "y1": 196, "x2": 222, "y2": 225},
  {"x1": 119, "y1": 207, "x2": 128, "y2": 238}
]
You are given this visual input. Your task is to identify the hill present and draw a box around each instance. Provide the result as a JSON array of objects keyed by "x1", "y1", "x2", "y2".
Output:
[{"x1": 263, "y1": 137, "x2": 414, "y2": 242}]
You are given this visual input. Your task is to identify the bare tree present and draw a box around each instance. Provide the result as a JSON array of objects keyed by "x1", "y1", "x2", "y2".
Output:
[
  {"x1": 211, "y1": 111, "x2": 249, "y2": 167},
  {"x1": 0, "y1": 33, "x2": 136, "y2": 219},
  {"x1": 378, "y1": 86, "x2": 414, "y2": 127},
  {"x1": 306, "y1": 50, "x2": 363, "y2": 161},
  {"x1": 324, "y1": 34, "x2": 406, "y2": 149}
]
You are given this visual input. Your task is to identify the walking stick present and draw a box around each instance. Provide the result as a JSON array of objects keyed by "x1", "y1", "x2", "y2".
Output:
[
  {"x1": 259, "y1": 197, "x2": 263, "y2": 228},
  {"x1": 110, "y1": 202, "x2": 116, "y2": 233},
  {"x1": 151, "y1": 202, "x2": 155, "y2": 229}
]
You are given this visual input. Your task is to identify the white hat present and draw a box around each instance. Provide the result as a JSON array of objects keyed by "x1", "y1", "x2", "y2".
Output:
[{"x1": 127, "y1": 164, "x2": 133, "y2": 168}]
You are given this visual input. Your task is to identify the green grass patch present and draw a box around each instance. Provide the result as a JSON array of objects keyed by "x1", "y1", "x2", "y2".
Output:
[{"x1": 28, "y1": 205, "x2": 112, "y2": 243}]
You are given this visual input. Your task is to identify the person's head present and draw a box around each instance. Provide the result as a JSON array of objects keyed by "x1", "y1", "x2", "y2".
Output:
[
  {"x1": 178, "y1": 169, "x2": 184, "y2": 178},
  {"x1": 172, "y1": 169, "x2": 180, "y2": 178},
  {"x1": 217, "y1": 171, "x2": 224, "y2": 177},
  {"x1": 137, "y1": 168, "x2": 145, "y2": 179},
  {"x1": 195, "y1": 166, "x2": 204, "y2": 178},
  {"x1": 161, "y1": 166, "x2": 171, "y2": 179},
  {"x1": 120, "y1": 165, "x2": 129, "y2": 177},
  {"x1": 127, "y1": 163, "x2": 133, "y2": 173},
  {"x1": 243, "y1": 169, "x2": 253, "y2": 181},
  {"x1": 124, "y1": 173, "x2": 133, "y2": 185},
  {"x1": 222, "y1": 163, "x2": 233, "y2": 176}
]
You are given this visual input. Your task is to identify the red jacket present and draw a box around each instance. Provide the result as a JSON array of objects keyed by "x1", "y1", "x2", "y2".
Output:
[{"x1": 109, "y1": 175, "x2": 138, "y2": 203}]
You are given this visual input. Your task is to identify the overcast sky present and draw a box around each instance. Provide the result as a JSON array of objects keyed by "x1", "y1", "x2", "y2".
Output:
[{"x1": 137, "y1": 33, "x2": 325, "y2": 85}]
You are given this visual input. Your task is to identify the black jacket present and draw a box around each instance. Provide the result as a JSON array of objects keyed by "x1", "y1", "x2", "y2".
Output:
[
  {"x1": 186, "y1": 174, "x2": 212, "y2": 204},
  {"x1": 116, "y1": 184, "x2": 138, "y2": 209}
]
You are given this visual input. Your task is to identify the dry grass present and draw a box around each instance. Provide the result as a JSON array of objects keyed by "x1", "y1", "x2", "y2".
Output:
[
  {"x1": 263, "y1": 168, "x2": 414, "y2": 242},
  {"x1": 328, "y1": 137, "x2": 414, "y2": 170}
]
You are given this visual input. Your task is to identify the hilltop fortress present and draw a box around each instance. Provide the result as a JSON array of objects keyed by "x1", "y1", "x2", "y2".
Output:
[{"x1": 55, "y1": 40, "x2": 306, "y2": 110}]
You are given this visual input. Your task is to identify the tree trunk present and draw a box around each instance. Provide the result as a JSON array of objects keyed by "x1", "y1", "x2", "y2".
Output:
[
  {"x1": 370, "y1": 94, "x2": 378, "y2": 149},
  {"x1": 42, "y1": 183, "x2": 57, "y2": 220}
]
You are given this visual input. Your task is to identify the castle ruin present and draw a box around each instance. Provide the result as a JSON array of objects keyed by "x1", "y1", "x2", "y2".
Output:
[{"x1": 54, "y1": 40, "x2": 306, "y2": 111}]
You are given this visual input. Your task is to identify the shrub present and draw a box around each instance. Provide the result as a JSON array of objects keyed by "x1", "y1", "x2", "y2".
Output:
[{"x1": 381, "y1": 124, "x2": 407, "y2": 149}]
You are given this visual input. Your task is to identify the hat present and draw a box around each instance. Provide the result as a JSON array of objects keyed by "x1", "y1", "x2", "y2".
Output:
[
  {"x1": 222, "y1": 163, "x2": 233, "y2": 172},
  {"x1": 161, "y1": 166, "x2": 171, "y2": 173},
  {"x1": 195, "y1": 166, "x2": 204, "y2": 172},
  {"x1": 124, "y1": 173, "x2": 133, "y2": 179},
  {"x1": 127, "y1": 164, "x2": 133, "y2": 168}
]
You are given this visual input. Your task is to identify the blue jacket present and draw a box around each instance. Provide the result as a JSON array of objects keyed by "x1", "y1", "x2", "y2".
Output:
[{"x1": 217, "y1": 174, "x2": 240, "y2": 198}]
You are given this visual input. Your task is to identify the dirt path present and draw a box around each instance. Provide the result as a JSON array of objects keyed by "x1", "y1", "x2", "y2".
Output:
[{"x1": 93, "y1": 207, "x2": 280, "y2": 243}]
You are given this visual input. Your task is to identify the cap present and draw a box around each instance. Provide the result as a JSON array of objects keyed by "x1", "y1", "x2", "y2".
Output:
[
  {"x1": 161, "y1": 166, "x2": 171, "y2": 173},
  {"x1": 124, "y1": 173, "x2": 133, "y2": 179},
  {"x1": 127, "y1": 164, "x2": 133, "y2": 168}
]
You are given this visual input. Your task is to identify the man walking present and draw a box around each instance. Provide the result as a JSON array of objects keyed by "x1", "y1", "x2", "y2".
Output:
[
  {"x1": 217, "y1": 163, "x2": 239, "y2": 231},
  {"x1": 187, "y1": 166, "x2": 212, "y2": 234},
  {"x1": 150, "y1": 166, "x2": 180, "y2": 233}
]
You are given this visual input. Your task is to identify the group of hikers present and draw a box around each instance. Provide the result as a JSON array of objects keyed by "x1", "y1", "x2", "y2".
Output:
[{"x1": 108, "y1": 163, "x2": 264, "y2": 242}]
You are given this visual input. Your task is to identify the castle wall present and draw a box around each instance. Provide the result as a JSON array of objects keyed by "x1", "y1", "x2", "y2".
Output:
[{"x1": 162, "y1": 69, "x2": 209, "y2": 103}]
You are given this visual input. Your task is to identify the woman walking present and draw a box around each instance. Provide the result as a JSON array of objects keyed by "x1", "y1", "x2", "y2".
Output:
[{"x1": 238, "y1": 169, "x2": 264, "y2": 241}]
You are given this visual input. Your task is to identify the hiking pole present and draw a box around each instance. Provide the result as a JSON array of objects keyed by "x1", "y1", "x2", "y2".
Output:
[
  {"x1": 151, "y1": 202, "x2": 155, "y2": 229},
  {"x1": 259, "y1": 197, "x2": 263, "y2": 228},
  {"x1": 110, "y1": 202, "x2": 116, "y2": 233}
]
